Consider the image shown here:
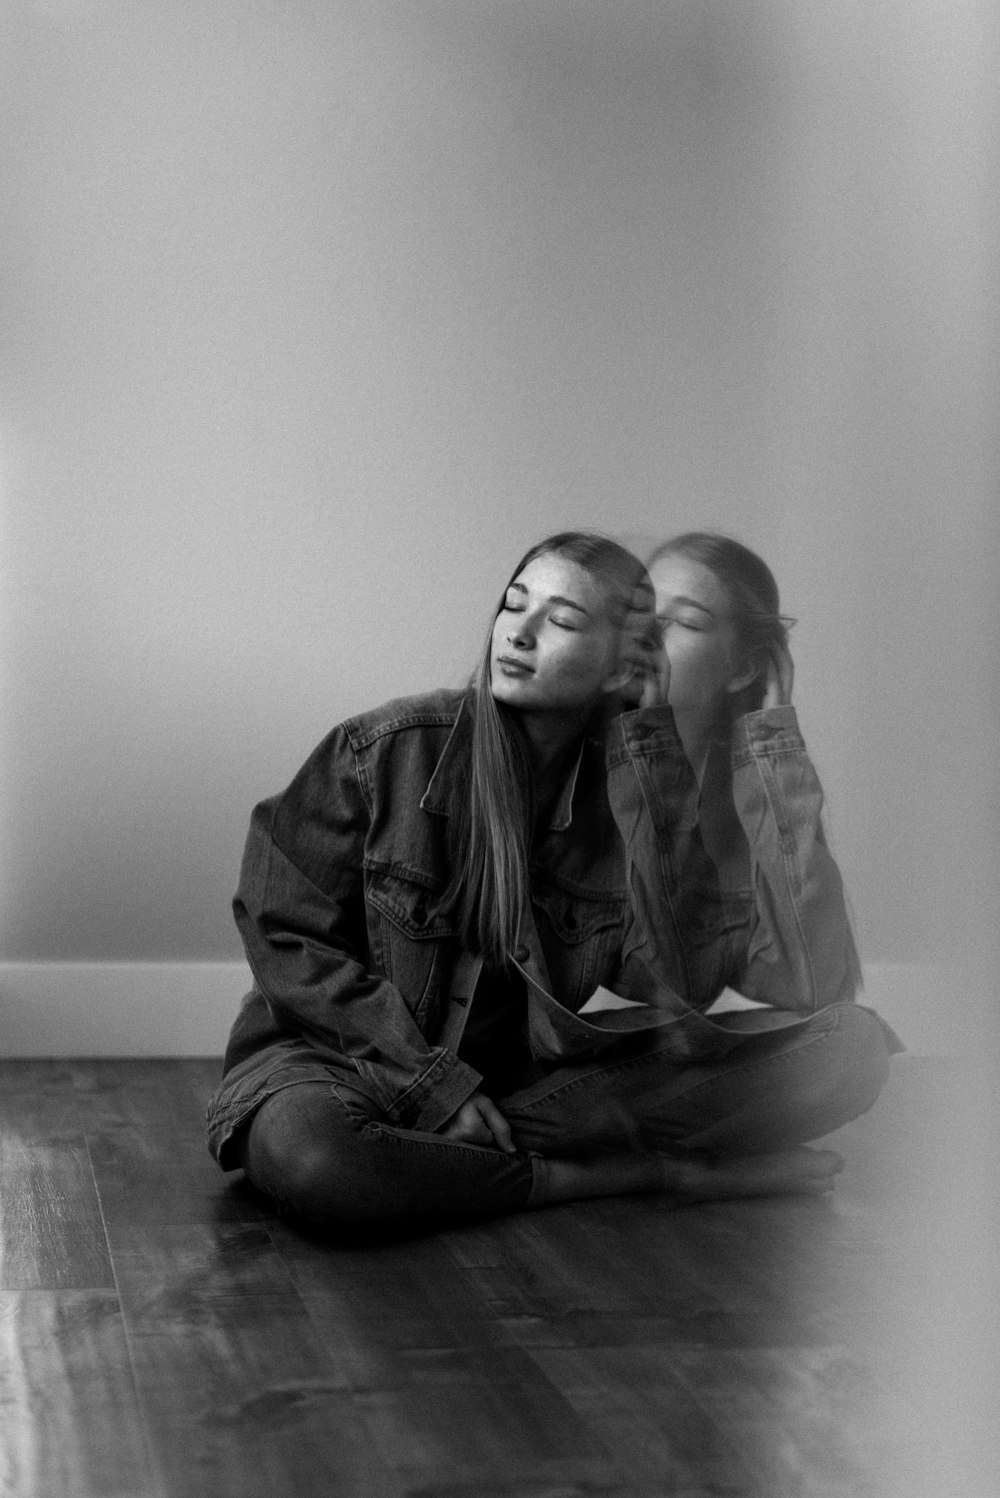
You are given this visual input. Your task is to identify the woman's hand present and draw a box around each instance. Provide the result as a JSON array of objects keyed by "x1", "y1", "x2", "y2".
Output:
[
  {"x1": 620, "y1": 580, "x2": 670, "y2": 708},
  {"x1": 636, "y1": 636, "x2": 671, "y2": 709},
  {"x1": 762, "y1": 642, "x2": 794, "y2": 709},
  {"x1": 439, "y1": 1092, "x2": 515, "y2": 1153}
]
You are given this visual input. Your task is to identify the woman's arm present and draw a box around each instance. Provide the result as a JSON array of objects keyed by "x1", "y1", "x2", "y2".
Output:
[
  {"x1": 233, "y1": 725, "x2": 482, "y2": 1132},
  {"x1": 605, "y1": 637, "x2": 860, "y2": 1017},
  {"x1": 601, "y1": 594, "x2": 728, "y2": 1009},
  {"x1": 603, "y1": 700, "x2": 714, "y2": 1010},
  {"x1": 730, "y1": 679, "x2": 862, "y2": 1012}
]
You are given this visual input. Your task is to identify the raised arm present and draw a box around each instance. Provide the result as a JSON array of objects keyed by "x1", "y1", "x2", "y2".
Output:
[
  {"x1": 604, "y1": 630, "x2": 860, "y2": 1018},
  {"x1": 730, "y1": 694, "x2": 862, "y2": 1012},
  {"x1": 603, "y1": 698, "x2": 718, "y2": 1011}
]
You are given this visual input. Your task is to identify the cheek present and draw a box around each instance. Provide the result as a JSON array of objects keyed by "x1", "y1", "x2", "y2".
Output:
[
  {"x1": 665, "y1": 637, "x2": 727, "y2": 693},
  {"x1": 664, "y1": 634, "x2": 698, "y2": 673},
  {"x1": 533, "y1": 641, "x2": 608, "y2": 702},
  {"x1": 559, "y1": 637, "x2": 615, "y2": 687}
]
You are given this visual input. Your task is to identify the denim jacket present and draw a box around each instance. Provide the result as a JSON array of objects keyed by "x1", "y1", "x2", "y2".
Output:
[{"x1": 206, "y1": 688, "x2": 860, "y2": 1166}]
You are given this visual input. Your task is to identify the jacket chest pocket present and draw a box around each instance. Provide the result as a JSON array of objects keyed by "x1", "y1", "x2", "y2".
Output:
[
  {"x1": 364, "y1": 865, "x2": 456, "y2": 1028},
  {"x1": 531, "y1": 883, "x2": 627, "y2": 1003}
]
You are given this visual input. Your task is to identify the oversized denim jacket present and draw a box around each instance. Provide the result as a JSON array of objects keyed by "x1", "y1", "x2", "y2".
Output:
[{"x1": 206, "y1": 689, "x2": 861, "y2": 1167}]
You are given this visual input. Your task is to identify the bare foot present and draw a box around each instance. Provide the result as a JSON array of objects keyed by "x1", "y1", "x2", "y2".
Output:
[
  {"x1": 665, "y1": 1146, "x2": 844, "y2": 1203},
  {"x1": 535, "y1": 1145, "x2": 844, "y2": 1208}
]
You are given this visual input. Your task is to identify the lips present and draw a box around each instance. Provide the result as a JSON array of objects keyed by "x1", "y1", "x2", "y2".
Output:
[{"x1": 496, "y1": 656, "x2": 535, "y2": 675}]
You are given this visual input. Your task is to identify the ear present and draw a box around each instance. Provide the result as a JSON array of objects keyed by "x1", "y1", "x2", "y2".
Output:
[{"x1": 724, "y1": 656, "x2": 761, "y2": 697}]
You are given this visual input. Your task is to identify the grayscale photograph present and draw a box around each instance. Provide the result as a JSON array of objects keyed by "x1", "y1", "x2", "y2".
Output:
[{"x1": 1, "y1": 3, "x2": 996, "y2": 1495}]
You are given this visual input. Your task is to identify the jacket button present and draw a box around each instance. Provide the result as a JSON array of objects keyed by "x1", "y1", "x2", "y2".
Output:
[{"x1": 513, "y1": 945, "x2": 530, "y2": 963}]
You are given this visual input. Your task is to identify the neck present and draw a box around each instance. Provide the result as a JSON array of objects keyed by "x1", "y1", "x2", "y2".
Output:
[
  {"x1": 520, "y1": 707, "x2": 589, "y2": 772},
  {"x1": 518, "y1": 707, "x2": 590, "y2": 782}
]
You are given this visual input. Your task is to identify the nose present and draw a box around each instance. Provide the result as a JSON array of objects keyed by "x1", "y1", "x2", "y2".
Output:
[{"x1": 507, "y1": 616, "x2": 535, "y2": 648}]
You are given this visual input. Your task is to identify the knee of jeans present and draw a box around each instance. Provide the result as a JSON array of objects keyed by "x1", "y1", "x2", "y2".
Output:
[
  {"x1": 245, "y1": 1090, "x2": 387, "y2": 1227},
  {"x1": 826, "y1": 1003, "x2": 892, "y2": 1118}
]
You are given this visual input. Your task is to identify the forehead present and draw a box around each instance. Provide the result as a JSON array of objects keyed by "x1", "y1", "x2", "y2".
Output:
[
  {"x1": 648, "y1": 553, "x2": 731, "y2": 614},
  {"x1": 507, "y1": 553, "x2": 610, "y2": 615}
]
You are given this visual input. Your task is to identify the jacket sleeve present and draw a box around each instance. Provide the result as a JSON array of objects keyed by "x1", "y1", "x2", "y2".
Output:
[
  {"x1": 729, "y1": 705, "x2": 862, "y2": 1011},
  {"x1": 233, "y1": 726, "x2": 482, "y2": 1131},
  {"x1": 603, "y1": 703, "x2": 714, "y2": 1011},
  {"x1": 604, "y1": 702, "x2": 861, "y2": 1017}
]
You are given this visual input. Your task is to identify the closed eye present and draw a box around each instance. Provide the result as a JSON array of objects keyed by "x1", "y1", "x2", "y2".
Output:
[{"x1": 659, "y1": 614, "x2": 705, "y2": 633}]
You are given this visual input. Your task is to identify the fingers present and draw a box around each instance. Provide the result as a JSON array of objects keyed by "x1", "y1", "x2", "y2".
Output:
[
  {"x1": 762, "y1": 643, "x2": 794, "y2": 709},
  {"x1": 638, "y1": 641, "x2": 671, "y2": 709},
  {"x1": 439, "y1": 1094, "x2": 515, "y2": 1152},
  {"x1": 439, "y1": 1098, "x2": 491, "y2": 1145},
  {"x1": 621, "y1": 582, "x2": 657, "y2": 669},
  {"x1": 618, "y1": 582, "x2": 671, "y2": 708},
  {"x1": 476, "y1": 1095, "x2": 515, "y2": 1154},
  {"x1": 776, "y1": 642, "x2": 794, "y2": 701}
]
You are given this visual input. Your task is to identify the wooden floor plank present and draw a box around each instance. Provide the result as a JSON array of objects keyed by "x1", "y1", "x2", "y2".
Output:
[
  {"x1": 0, "y1": 1136, "x2": 115, "y2": 1290},
  {"x1": 0, "y1": 1056, "x2": 995, "y2": 1498},
  {"x1": 665, "y1": 1341, "x2": 929, "y2": 1498},
  {"x1": 124, "y1": 1321, "x2": 394, "y2": 1498},
  {"x1": 178, "y1": 1058, "x2": 226, "y2": 1113},
  {"x1": 0, "y1": 1062, "x2": 126, "y2": 1143},
  {"x1": 523, "y1": 1340, "x2": 759, "y2": 1492},
  {"x1": 349, "y1": 1343, "x2": 614, "y2": 1476},
  {"x1": 0, "y1": 1060, "x2": 201, "y2": 1136},
  {"x1": 293, "y1": 1249, "x2": 617, "y2": 1467},
  {"x1": 73, "y1": 1059, "x2": 219, "y2": 1139},
  {"x1": 106, "y1": 1221, "x2": 302, "y2": 1313},
  {"x1": 108, "y1": 1220, "x2": 398, "y2": 1497},
  {"x1": 0, "y1": 1290, "x2": 161, "y2": 1498},
  {"x1": 268, "y1": 1219, "x2": 555, "y2": 1360},
  {"x1": 444, "y1": 1203, "x2": 708, "y2": 1321},
  {"x1": 88, "y1": 1125, "x2": 269, "y2": 1227}
]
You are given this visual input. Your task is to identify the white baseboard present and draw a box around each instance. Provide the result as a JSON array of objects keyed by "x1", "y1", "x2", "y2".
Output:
[{"x1": 0, "y1": 959, "x2": 974, "y2": 1058}]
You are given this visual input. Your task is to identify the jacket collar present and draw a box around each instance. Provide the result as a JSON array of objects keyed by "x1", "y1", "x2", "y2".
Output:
[{"x1": 419, "y1": 694, "x2": 587, "y2": 832}]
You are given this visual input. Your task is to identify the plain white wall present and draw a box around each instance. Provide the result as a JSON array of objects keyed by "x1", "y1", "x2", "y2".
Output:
[{"x1": 1, "y1": 2, "x2": 996, "y2": 989}]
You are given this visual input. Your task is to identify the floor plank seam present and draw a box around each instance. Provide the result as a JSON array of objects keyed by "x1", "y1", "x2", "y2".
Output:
[{"x1": 84, "y1": 1130, "x2": 172, "y2": 1498}]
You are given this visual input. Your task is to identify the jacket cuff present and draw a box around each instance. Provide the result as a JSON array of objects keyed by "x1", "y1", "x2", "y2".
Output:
[
  {"x1": 733, "y1": 705, "x2": 804, "y2": 759},
  {"x1": 385, "y1": 1049, "x2": 483, "y2": 1132},
  {"x1": 605, "y1": 702, "x2": 683, "y2": 765}
]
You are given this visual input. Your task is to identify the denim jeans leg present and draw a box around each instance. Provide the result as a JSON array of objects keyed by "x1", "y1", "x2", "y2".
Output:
[
  {"x1": 237, "y1": 1079, "x2": 538, "y2": 1229},
  {"x1": 499, "y1": 1004, "x2": 891, "y2": 1159},
  {"x1": 671, "y1": 1004, "x2": 892, "y2": 1154}
]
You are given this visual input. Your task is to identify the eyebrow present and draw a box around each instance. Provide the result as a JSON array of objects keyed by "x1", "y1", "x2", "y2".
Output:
[
  {"x1": 508, "y1": 582, "x2": 591, "y2": 617},
  {"x1": 657, "y1": 595, "x2": 716, "y2": 618}
]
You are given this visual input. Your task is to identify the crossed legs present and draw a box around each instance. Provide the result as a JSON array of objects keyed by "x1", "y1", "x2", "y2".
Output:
[{"x1": 236, "y1": 1004, "x2": 892, "y2": 1231}]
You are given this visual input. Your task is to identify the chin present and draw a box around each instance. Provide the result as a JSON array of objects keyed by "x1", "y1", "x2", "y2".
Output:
[{"x1": 490, "y1": 677, "x2": 525, "y2": 704}]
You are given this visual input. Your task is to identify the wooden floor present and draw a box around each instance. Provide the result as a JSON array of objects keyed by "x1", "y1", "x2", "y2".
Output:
[{"x1": 0, "y1": 1057, "x2": 996, "y2": 1498}]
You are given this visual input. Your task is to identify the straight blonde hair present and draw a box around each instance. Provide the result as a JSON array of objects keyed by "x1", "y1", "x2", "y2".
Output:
[{"x1": 446, "y1": 532, "x2": 648, "y2": 969}]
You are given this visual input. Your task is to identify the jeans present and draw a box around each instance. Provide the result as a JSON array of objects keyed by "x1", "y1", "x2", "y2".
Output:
[{"x1": 236, "y1": 1004, "x2": 892, "y2": 1232}]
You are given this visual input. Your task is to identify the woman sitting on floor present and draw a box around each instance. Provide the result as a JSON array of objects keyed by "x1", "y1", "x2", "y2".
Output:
[{"x1": 206, "y1": 529, "x2": 895, "y2": 1230}]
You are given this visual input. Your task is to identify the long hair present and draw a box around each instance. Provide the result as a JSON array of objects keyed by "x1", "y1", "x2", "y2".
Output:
[
  {"x1": 647, "y1": 531, "x2": 796, "y2": 715},
  {"x1": 447, "y1": 531, "x2": 648, "y2": 970}
]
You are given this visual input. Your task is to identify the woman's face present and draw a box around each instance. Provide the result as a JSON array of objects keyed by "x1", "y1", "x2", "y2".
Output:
[
  {"x1": 647, "y1": 553, "x2": 751, "y2": 720},
  {"x1": 490, "y1": 553, "x2": 626, "y2": 715}
]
